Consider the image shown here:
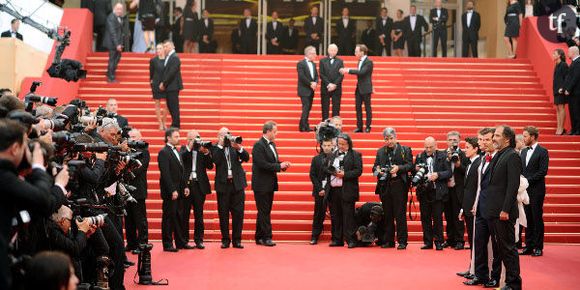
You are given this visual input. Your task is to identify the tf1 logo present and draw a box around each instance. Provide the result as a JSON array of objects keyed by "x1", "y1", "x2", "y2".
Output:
[{"x1": 539, "y1": 2, "x2": 579, "y2": 44}]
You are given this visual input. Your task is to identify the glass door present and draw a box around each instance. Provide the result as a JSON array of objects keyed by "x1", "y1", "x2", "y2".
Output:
[
  {"x1": 202, "y1": 0, "x2": 259, "y2": 54},
  {"x1": 329, "y1": 0, "x2": 383, "y2": 56}
]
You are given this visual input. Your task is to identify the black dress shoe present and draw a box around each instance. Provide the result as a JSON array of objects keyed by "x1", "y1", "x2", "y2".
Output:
[
  {"x1": 233, "y1": 241, "x2": 244, "y2": 249},
  {"x1": 397, "y1": 244, "x2": 407, "y2": 250},
  {"x1": 255, "y1": 239, "x2": 264, "y2": 245},
  {"x1": 365, "y1": 127, "x2": 371, "y2": 133},
  {"x1": 263, "y1": 239, "x2": 276, "y2": 247},
  {"x1": 381, "y1": 242, "x2": 395, "y2": 248},
  {"x1": 353, "y1": 128, "x2": 363, "y2": 133},
  {"x1": 484, "y1": 280, "x2": 499, "y2": 288},
  {"x1": 463, "y1": 278, "x2": 486, "y2": 286},
  {"x1": 464, "y1": 273, "x2": 475, "y2": 280},
  {"x1": 532, "y1": 248, "x2": 543, "y2": 257},
  {"x1": 329, "y1": 241, "x2": 344, "y2": 247},
  {"x1": 123, "y1": 260, "x2": 135, "y2": 267},
  {"x1": 519, "y1": 248, "x2": 533, "y2": 255},
  {"x1": 309, "y1": 238, "x2": 318, "y2": 245},
  {"x1": 221, "y1": 241, "x2": 230, "y2": 249},
  {"x1": 163, "y1": 247, "x2": 178, "y2": 252},
  {"x1": 347, "y1": 242, "x2": 357, "y2": 248},
  {"x1": 441, "y1": 241, "x2": 450, "y2": 248},
  {"x1": 435, "y1": 243, "x2": 444, "y2": 251},
  {"x1": 195, "y1": 242, "x2": 205, "y2": 249},
  {"x1": 178, "y1": 244, "x2": 195, "y2": 250},
  {"x1": 456, "y1": 271, "x2": 470, "y2": 277},
  {"x1": 454, "y1": 243, "x2": 465, "y2": 250},
  {"x1": 420, "y1": 244, "x2": 433, "y2": 250}
]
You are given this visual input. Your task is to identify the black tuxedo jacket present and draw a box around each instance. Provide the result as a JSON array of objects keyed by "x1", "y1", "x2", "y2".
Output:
[
  {"x1": 563, "y1": 58, "x2": 580, "y2": 97},
  {"x1": 199, "y1": 18, "x2": 214, "y2": 40},
  {"x1": 211, "y1": 146, "x2": 249, "y2": 193},
  {"x1": 520, "y1": 144, "x2": 549, "y2": 197},
  {"x1": 451, "y1": 150, "x2": 468, "y2": 196},
  {"x1": 375, "y1": 17, "x2": 393, "y2": 42},
  {"x1": 266, "y1": 21, "x2": 285, "y2": 42},
  {"x1": 181, "y1": 146, "x2": 213, "y2": 195},
  {"x1": 462, "y1": 156, "x2": 481, "y2": 216},
  {"x1": 309, "y1": 153, "x2": 333, "y2": 197},
  {"x1": 283, "y1": 26, "x2": 299, "y2": 50},
  {"x1": 319, "y1": 57, "x2": 344, "y2": 87},
  {"x1": 113, "y1": 114, "x2": 128, "y2": 128},
  {"x1": 158, "y1": 145, "x2": 186, "y2": 200},
  {"x1": 251, "y1": 138, "x2": 281, "y2": 193},
  {"x1": 461, "y1": 11, "x2": 481, "y2": 41},
  {"x1": 128, "y1": 148, "x2": 150, "y2": 200},
  {"x1": 338, "y1": 150, "x2": 363, "y2": 203},
  {"x1": 414, "y1": 150, "x2": 452, "y2": 201},
  {"x1": 484, "y1": 147, "x2": 522, "y2": 219},
  {"x1": 162, "y1": 52, "x2": 183, "y2": 92},
  {"x1": 336, "y1": 18, "x2": 356, "y2": 45},
  {"x1": 372, "y1": 143, "x2": 413, "y2": 194},
  {"x1": 403, "y1": 15, "x2": 429, "y2": 41},
  {"x1": 362, "y1": 28, "x2": 377, "y2": 51},
  {"x1": 1, "y1": 30, "x2": 23, "y2": 40},
  {"x1": 304, "y1": 16, "x2": 324, "y2": 39},
  {"x1": 348, "y1": 57, "x2": 373, "y2": 95},
  {"x1": 102, "y1": 13, "x2": 126, "y2": 50},
  {"x1": 81, "y1": 0, "x2": 111, "y2": 26},
  {"x1": 429, "y1": 8, "x2": 449, "y2": 30},
  {"x1": 297, "y1": 59, "x2": 318, "y2": 97},
  {"x1": 239, "y1": 18, "x2": 258, "y2": 49}
]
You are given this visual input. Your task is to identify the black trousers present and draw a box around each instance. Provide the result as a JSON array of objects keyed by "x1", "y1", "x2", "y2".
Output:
[
  {"x1": 569, "y1": 96, "x2": 580, "y2": 133},
  {"x1": 95, "y1": 25, "x2": 106, "y2": 52},
  {"x1": 199, "y1": 40, "x2": 216, "y2": 53},
  {"x1": 107, "y1": 49, "x2": 121, "y2": 81},
  {"x1": 379, "y1": 41, "x2": 392, "y2": 56},
  {"x1": 444, "y1": 186, "x2": 465, "y2": 245},
  {"x1": 328, "y1": 187, "x2": 356, "y2": 243},
  {"x1": 432, "y1": 28, "x2": 447, "y2": 57},
  {"x1": 161, "y1": 198, "x2": 184, "y2": 248},
  {"x1": 101, "y1": 216, "x2": 125, "y2": 290},
  {"x1": 254, "y1": 191, "x2": 274, "y2": 241},
  {"x1": 166, "y1": 90, "x2": 181, "y2": 128},
  {"x1": 125, "y1": 198, "x2": 148, "y2": 249},
  {"x1": 524, "y1": 192, "x2": 545, "y2": 250},
  {"x1": 474, "y1": 215, "x2": 501, "y2": 283},
  {"x1": 216, "y1": 183, "x2": 245, "y2": 243},
  {"x1": 419, "y1": 195, "x2": 443, "y2": 245},
  {"x1": 305, "y1": 39, "x2": 321, "y2": 54},
  {"x1": 464, "y1": 214, "x2": 474, "y2": 248},
  {"x1": 462, "y1": 37, "x2": 478, "y2": 57},
  {"x1": 311, "y1": 193, "x2": 327, "y2": 238},
  {"x1": 355, "y1": 91, "x2": 372, "y2": 130},
  {"x1": 490, "y1": 218, "x2": 522, "y2": 289},
  {"x1": 407, "y1": 38, "x2": 422, "y2": 57},
  {"x1": 179, "y1": 181, "x2": 206, "y2": 244},
  {"x1": 299, "y1": 93, "x2": 314, "y2": 131},
  {"x1": 379, "y1": 179, "x2": 408, "y2": 245},
  {"x1": 321, "y1": 87, "x2": 342, "y2": 121}
]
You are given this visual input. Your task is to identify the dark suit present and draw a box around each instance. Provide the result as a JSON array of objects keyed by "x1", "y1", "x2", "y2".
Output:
[
  {"x1": 348, "y1": 57, "x2": 373, "y2": 130},
  {"x1": 179, "y1": 146, "x2": 213, "y2": 244},
  {"x1": 361, "y1": 28, "x2": 377, "y2": 55},
  {"x1": 461, "y1": 10, "x2": 481, "y2": 57},
  {"x1": 319, "y1": 56, "x2": 344, "y2": 120},
  {"x1": 329, "y1": 150, "x2": 363, "y2": 244},
  {"x1": 283, "y1": 26, "x2": 299, "y2": 53},
  {"x1": 336, "y1": 17, "x2": 356, "y2": 55},
  {"x1": 266, "y1": 21, "x2": 285, "y2": 54},
  {"x1": 125, "y1": 148, "x2": 150, "y2": 249},
  {"x1": 297, "y1": 59, "x2": 318, "y2": 131},
  {"x1": 82, "y1": 0, "x2": 110, "y2": 51},
  {"x1": 462, "y1": 155, "x2": 481, "y2": 247},
  {"x1": 0, "y1": 30, "x2": 23, "y2": 41},
  {"x1": 304, "y1": 16, "x2": 324, "y2": 53},
  {"x1": 375, "y1": 17, "x2": 393, "y2": 56},
  {"x1": 103, "y1": 13, "x2": 127, "y2": 81},
  {"x1": 172, "y1": 15, "x2": 183, "y2": 52},
  {"x1": 211, "y1": 145, "x2": 249, "y2": 243},
  {"x1": 199, "y1": 18, "x2": 216, "y2": 53},
  {"x1": 239, "y1": 18, "x2": 257, "y2": 54},
  {"x1": 429, "y1": 8, "x2": 449, "y2": 57},
  {"x1": 158, "y1": 144, "x2": 186, "y2": 249},
  {"x1": 162, "y1": 51, "x2": 183, "y2": 128},
  {"x1": 251, "y1": 137, "x2": 282, "y2": 241},
  {"x1": 309, "y1": 152, "x2": 333, "y2": 239},
  {"x1": 404, "y1": 15, "x2": 429, "y2": 57},
  {"x1": 444, "y1": 150, "x2": 468, "y2": 247},
  {"x1": 372, "y1": 144, "x2": 413, "y2": 246},
  {"x1": 521, "y1": 144, "x2": 549, "y2": 251},
  {"x1": 111, "y1": 114, "x2": 128, "y2": 128},
  {"x1": 563, "y1": 57, "x2": 580, "y2": 134}
]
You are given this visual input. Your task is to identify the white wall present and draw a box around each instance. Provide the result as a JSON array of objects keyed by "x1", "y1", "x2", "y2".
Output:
[{"x1": 0, "y1": 0, "x2": 64, "y2": 53}]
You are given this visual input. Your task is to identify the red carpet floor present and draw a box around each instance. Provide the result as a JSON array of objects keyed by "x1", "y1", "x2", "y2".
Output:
[{"x1": 124, "y1": 242, "x2": 580, "y2": 290}]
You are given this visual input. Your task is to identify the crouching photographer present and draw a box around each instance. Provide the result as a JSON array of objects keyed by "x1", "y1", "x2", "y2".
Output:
[{"x1": 354, "y1": 202, "x2": 385, "y2": 247}]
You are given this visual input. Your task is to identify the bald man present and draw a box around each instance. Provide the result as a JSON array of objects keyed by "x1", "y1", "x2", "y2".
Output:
[
  {"x1": 560, "y1": 46, "x2": 580, "y2": 135},
  {"x1": 106, "y1": 98, "x2": 129, "y2": 128},
  {"x1": 319, "y1": 44, "x2": 344, "y2": 120},
  {"x1": 413, "y1": 136, "x2": 452, "y2": 250}
]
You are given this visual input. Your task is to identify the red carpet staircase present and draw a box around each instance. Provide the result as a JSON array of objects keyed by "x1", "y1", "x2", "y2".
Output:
[{"x1": 79, "y1": 53, "x2": 580, "y2": 243}]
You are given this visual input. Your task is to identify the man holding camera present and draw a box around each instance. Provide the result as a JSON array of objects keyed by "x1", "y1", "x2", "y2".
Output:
[
  {"x1": 413, "y1": 136, "x2": 451, "y2": 250},
  {"x1": 212, "y1": 127, "x2": 249, "y2": 249},
  {"x1": 443, "y1": 131, "x2": 468, "y2": 250},
  {"x1": 372, "y1": 127, "x2": 412, "y2": 249},
  {"x1": 309, "y1": 138, "x2": 334, "y2": 245},
  {"x1": 105, "y1": 98, "x2": 129, "y2": 128},
  {"x1": 354, "y1": 202, "x2": 385, "y2": 246},
  {"x1": 179, "y1": 130, "x2": 213, "y2": 249}
]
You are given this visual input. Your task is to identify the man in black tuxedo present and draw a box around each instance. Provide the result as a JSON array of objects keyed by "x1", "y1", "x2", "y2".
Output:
[
  {"x1": 372, "y1": 128, "x2": 413, "y2": 250},
  {"x1": 160, "y1": 41, "x2": 183, "y2": 129},
  {"x1": 319, "y1": 44, "x2": 344, "y2": 120},
  {"x1": 328, "y1": 134, "x2": 363, "y2": 248},
  {"x1": 199, "y1": 9, "x2": 216, "y2": 53},
  {"x1": 340, "y1": 44, "x2": 373, "y2": 133},
  {"x1": 252, "y1": 121, "x2": 291, "y2": 246},
  {"x1": 560, "y1": 46, "x2": 580, "y2": 135},
  {"x1": 158, "y1": 128, "x2": 188, "y2": 252},
  {"x1": 309, "y1": 138, "x2": 335, "y2": 245},
  {"x1": 239, "y1": 8, "x2": 257, "y2": 54},
  {"x1": 172, "y1": 7, "x2": 184, "y2": 53},
  {"x1": 1, "y1": 19, "x2": 23, "y2": 41},
  {"x1": 103, "y1": 3, "x2": 127, "y2": 83},
  {"x1": 297, "y1": 46, "x2": 318, "y2": 132},
  {"x1": 283, "y1": 19, "x2": 299, "y2": 54},
  {"x1": 414, "y1": 137, "x2": 451, "y2": 250},
  {"x1": 336, "y1": 7, "x2": 356, "y2": 56},
  {"x1": 82, "y1": 0, "x2": 111, "y2": 51},
  {"x1": 212, "y1": 127, "x2": 250, "y2": 249},
  {"x1": 404, "y1": 5, "x2": 429, "y2": 57},
  {"x1": 520, "y1": 126, "x2": 549, "y2": 257},
  {"x1": 430, "y1": 0, "x2": 449, "y2": 57},
  {"x1": 179, "y1": 130, "x2": 213, "y2": 250},
  {"x1": 461, "y1": 1, "x2": 481, "y2": 58},
  {"x1": 266, "y1": 11, "x2": 285, "y2": 55},
  {"x1": 376, "y1": 8, "x2": 393, "y2": 56},
  {"x1": 443, "y1": 131, "x2": 468, "y2": 250},
  {"x1": 304, "y1": 6, "x2": 324, "y2": 54},
  {"x1": 105, "y1": 98, "x2": 129, "y2": 128},
  {"x1": 361, "y1": 21, "x2": 377, "y2": 56}
]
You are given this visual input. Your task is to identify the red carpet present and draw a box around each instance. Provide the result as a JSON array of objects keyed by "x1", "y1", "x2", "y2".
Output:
[{"x1": 124, "y1": 242, "x2": 580, "y2": 290}]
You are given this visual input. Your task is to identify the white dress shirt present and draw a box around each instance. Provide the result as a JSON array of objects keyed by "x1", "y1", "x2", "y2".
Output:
[
  {"x1": 245, "y1": 17, "x2": 251, "y2": 28},
  {"x1": 410, "y1": 15, "x2": 417, "y2": 31},
  {"x1": 164, "y1": 50, "x2": 175, "y2": 66},
  {"x1": 466, "y1": 10, "x2": 473, "y2": 28},
  {"x1": 312, "y1": 16, "x2": 317, "y2": 25},
  {"x1": 342, "y1": 17, "x2": 349, "y2": 28},
  {"x1": 305, "y1": 58, "x2": 314, "y2": 79},
  {"x1": 525, "y1": 143, "x2": 538, "y2": 167},
  {"x1": 167, "y1": 143, "x2": 181, "y2": 164},
  {"x1": 263, "y1": 136, "x2": 278, "y2": 161},
  {"x1": 358, "y1": 55, "x2": 367, "y2": 70}
]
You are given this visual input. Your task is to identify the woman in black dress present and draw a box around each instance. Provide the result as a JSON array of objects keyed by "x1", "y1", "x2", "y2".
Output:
[
  {"x1": 150, "y1": 43, "x2": 168, "y2": 130},
  {"x1": 182, "y1": 0, "x2": 199, "y2": 53},
  {"x1": 391, "y1": 9, "x2": 405, "y2": 57},
  {"x1": 553, "y1": 48, "x2": 569, "y2": 135},
  {"x1": 504, "y1": 0, "x2": 523, "y2": 58}
]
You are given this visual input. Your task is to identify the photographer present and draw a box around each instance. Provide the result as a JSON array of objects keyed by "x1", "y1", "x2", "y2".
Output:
[
  {"x1": 443, "y1": 131, "x2": 468, "y2": 250},
  {"x1": 308, "y1": 138, "x2": 334, "y2": 245},
  {"x1": 372, "y1": 127, "x2": 412, "y2": 249},
  {"x1": 105, "y1": 98, "x2": 129, "y2": 128},
  {"x1": 354, "y1": 202, "x2": 385, "y2": 247},
  {"x1": 413, "y1": 136, "x2": 451, "y2": 251}
]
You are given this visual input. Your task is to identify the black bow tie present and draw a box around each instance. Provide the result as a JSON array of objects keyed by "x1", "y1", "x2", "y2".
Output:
[
  {"x1": 338, "y1": 152, "x2": 346, "y2": 156},
  {"x1": 465, "y1": 160, "x2": 472, "y2": 166},
  {"x1": 527, "y1": 146, "x2": 533, "y2": 151},
  {"x1": 268, "y1": 142, "x2": 275, "y2": 146}
]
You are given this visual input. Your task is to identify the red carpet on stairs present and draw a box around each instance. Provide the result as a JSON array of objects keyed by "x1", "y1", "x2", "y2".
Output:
[
  {"x1": 79, "y1": 53, "x2": 580, "y2": 243},
  {"x1": 123, "y1": 242, "x2": 580, "y2": 290}
]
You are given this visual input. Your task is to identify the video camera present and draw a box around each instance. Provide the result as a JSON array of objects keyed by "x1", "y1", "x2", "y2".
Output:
[{"x1": 315, "y1": 119, "x2": 340, "y2": 143}]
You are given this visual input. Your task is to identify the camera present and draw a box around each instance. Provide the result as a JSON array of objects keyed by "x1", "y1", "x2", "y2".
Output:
[
  {"x1": 76, "y1": 213, "x2": 107, "y2": 227},
  {"x1": 192, "y1": 137, "x2": 213, "y2": 151},
  {"x1": 223, "y1": 133, "x2": 243, "y2": 147},
  {"x1": 448, "y1": 145, "x2": 461, "y2": 163},
  {"x1": 127, "y1": 140, "x2": 148, "y2": 149},
  {"x1": 412, "y1": 163, "x2": 428, "y2": 186},
  {"x1": 316, "y1": 119, "x2": 339, "y2": 143},
  {"x1": 376, "y1": 165, "x2": 393, "y2": 181}
]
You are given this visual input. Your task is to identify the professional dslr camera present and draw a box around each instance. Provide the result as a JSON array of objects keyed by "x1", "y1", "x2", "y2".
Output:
[
  {"x1": 448, "y1": 143, "x2": 461, "y2": 163},
  {"x1": 192, "y1": 136, "x2": 213, "y2": 151},
  {"x1": 375, "y1": 164, "x2": 394, "y2": 182},
  {"x1": 223, "y1": 132, "x2": 243, "y2": 147},
  {"x1": 412, "y1": 163, "x2": 428, "y2": 186}
]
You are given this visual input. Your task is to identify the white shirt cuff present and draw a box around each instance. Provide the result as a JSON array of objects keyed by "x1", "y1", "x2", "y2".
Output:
[{"x1": 32, "y1": 164, "x2": 46, "y2": 172}]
